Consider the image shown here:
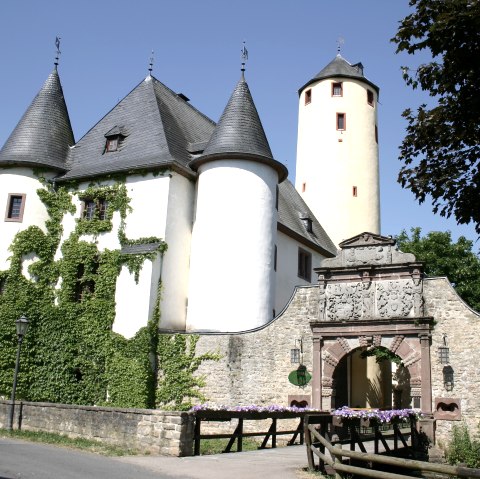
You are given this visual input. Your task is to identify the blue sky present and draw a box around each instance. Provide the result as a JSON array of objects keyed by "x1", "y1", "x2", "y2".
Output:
[{"x1": 1, "y1": 0, "x2": 478, "y2": 245}]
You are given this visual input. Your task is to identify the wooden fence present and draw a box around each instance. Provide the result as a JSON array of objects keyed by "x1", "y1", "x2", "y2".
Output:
[
  {"x1": 193, "y1": 410, "x2": 305, "y2": 455},
  {"x1": 305, "y1": 413, "x2": 480, "y2": 478}
]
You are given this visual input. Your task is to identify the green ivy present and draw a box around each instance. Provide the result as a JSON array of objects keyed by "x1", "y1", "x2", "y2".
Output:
[
  {"x1": 0, "y1": 176, "x2": 216, "y2": 409},
  {"x1": 360, "y1": 346, "x2": 403, "y2": 365}
]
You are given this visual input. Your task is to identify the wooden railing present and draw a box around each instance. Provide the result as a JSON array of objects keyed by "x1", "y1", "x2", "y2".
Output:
[
  {"x1": 305, "y1": 414, "x2": 480, "y2": 478},
  {"x1": 193, "y1": 410, "x2": 305, "y2": 455}
]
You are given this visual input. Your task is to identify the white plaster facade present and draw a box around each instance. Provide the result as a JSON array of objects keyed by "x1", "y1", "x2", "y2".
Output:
[
  {"x1": 295, "y1": 74, "x2": 380, "y2": 247},
  {"x1": 187, "y1": 160, "x2": 278, "y2": 331}
]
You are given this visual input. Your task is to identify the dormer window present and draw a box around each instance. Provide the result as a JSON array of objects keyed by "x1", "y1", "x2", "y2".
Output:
[
  {"x1": 300, "y1": 213, "x2": 313, "y2": 233},
  {"x1": 103, "y1": 125, "x2": 127, "y2": 154},
  {"x1": 106, "y1": 137, "x2": 119, "y2": 152}
]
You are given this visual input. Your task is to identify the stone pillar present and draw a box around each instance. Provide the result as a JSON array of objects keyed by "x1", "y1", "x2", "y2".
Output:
[
  {"x1": 312, "y1": 337, "x2": 322, "y2": 409},
  {"x1": 419, "y1": 333, "x2": 432, "y2": 414}
]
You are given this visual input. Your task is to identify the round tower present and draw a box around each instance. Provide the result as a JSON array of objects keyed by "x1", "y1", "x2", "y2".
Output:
[
  {"x1": 186, "y1": 73, "x2": 287, "y2": 332},
  {"x1": 295, "y1": 54, "x2": 380, "y2": 247},
  {"x1": 0, "y1": 66, "x2": 74, "y2": 270}
]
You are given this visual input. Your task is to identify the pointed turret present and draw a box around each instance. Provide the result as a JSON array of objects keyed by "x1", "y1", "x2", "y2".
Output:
[
  {"x1": 299, "y1": 54, "x2": 379, "y2": 95},
  {"x1": 187, "y1": 73, "x2": 286, "y2": 332},
  {"x1": 190, "y1": 76, "x2": 287, "y2": 181},
  {"x1": 0, "y1": 69, "x2": 74, "y2": 171}
]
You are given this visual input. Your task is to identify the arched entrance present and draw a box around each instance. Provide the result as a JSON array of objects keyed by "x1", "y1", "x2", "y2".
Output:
[{"x1": 332, "y1": 347, "x2": 411, "y2": 409}]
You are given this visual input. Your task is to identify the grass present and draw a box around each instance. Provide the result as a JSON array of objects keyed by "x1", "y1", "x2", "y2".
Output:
[
  {"x1": 0, "y1": 428, "x2": 140, "y2": 456},
  {"x1": 200, "y1": 437, "x2": 262, "y2": 455}
]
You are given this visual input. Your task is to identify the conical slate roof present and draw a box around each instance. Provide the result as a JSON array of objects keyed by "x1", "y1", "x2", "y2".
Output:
[
  {"x1": 189, "y1": 76, "x2": 288, "y2": 182},
  {"x1": 59, "y1": 75, "x2": 215, "y2": 181},
  {"x1": 0, "y1": 68, "x2": 74, "y2": 170},
  {"x1": 299, "y1": 54, "x2": 379, "y2": 95}
]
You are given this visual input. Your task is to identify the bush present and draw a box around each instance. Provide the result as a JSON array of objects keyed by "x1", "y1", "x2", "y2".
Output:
[{"x1": 446, "y1": 423, "x2": 480, "y2": 468}]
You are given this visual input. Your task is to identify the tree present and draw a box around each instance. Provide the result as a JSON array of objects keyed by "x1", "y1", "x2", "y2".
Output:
[
  {"x1": 392, "y1": 0, "x2": 480, "y2": 234},
  {"x1": 396, "y1": 227, "x2": 480, "y2": 311}
]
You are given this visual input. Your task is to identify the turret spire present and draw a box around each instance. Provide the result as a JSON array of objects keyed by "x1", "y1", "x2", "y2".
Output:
[
  {"x1": 241, "y1": 41, "x2": 248, "y2": 79},
  {"x1": 54, "y1": 36, "x2": 61, "y2": 69},
  {"x1": 148, "y1": 50, "x2": 154, "y2": 76}
]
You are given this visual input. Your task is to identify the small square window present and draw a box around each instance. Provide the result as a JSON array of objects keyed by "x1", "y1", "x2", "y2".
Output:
[
  {"x1": 367, "y1": 90, "x2": 374, "y2": 106},
  {"x1": 106, "y1": 138, "x2": 118, "y2": 152},
  {"x1": 82, "y1": 198, "x2": 108, "y2": 221},
  {"x1": 305, "y1": 89, "x2": 312, "y2": 105},
  {"x1": 5, "y1": 194, "x2": 26, "y2": 222},
  {"x1": 336, "y1": 113, "x2": 346, "y2": 131},
  {"x1": 298, "y1": 248, "x2": 312, "y2": 282},
  {"x1": 332, "y1": 82, "x2": 343, "y2": 96}
]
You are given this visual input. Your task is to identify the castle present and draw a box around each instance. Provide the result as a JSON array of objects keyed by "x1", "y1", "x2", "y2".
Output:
[{"x1": 0, "y1": 53, "x2": 380, "y2": 336}]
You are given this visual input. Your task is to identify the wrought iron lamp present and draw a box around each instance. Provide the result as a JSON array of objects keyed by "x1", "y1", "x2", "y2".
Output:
[{"x1": 8, "y1": 315, "x2": 29, "y2": 430}]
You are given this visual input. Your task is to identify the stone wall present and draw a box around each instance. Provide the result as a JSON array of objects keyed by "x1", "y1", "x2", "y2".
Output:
[
  {"x1": 193, "y1": 277, "x2": 480, "y2": 447},
  {"x1": 0, "y1": 400, "x2": 194, "y2": 456},
  {"x1": 424, "y1": 277, "x2": 480, "y2": 445},
  {"x1": 195, "y1": 286, "x2": 318, "y2": 408}
]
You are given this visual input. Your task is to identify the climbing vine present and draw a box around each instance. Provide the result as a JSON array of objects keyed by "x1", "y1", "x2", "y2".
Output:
[
  {"x1": 0, "y1": 175, "x2": 214, "y2": 409},
  {"x1": 360, "y1": 346, "x2": 403, "y2": 365}
]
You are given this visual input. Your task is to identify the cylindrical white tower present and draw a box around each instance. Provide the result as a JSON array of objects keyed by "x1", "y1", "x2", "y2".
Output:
[
  {"x1": 186, "y1": 74, "x2": 287, "y2": 332},
  {"x1": 295, "y1": 55, "x2": 380, "y2": 247},
  {"x1": 0, "y1": 67, "x2": 74, "y2": 269}
]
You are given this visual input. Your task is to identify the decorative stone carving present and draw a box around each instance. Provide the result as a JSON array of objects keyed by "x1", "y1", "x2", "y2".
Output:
[
  {"x1": 362, "y1": 281, "x2": 374, "y2": 318},
  {"x1": 322, "y1": 388, "x2": 333, "y2": 397},
  {"x1": 403, "y1": 351, "x2": 421, "y2": 367},
  {"x1": 377, "y1": 280, "x2": 414, "y2": 318},
  {"x1": 337, "y1": 337, "x2": 351, "y2": 354},
  {"x1": 359, "y1": 336, "x2": 372, "y2": 348},
  {"x1": 390, "y1": 335, "x2": 405, "y2": 353},
  {"x1": 373, "y1": 335, "x2": 382, "y2": 347},
  {"x1": 412, "y1": 272, "x2": 425, "y2": 317},
  {"x1": 318, "y1": 277, "x2": 326, "y2": 320},
  {"x1": 323, "y1": 352, "x2": 339, "y2": 368},
  {"x1": 326, "y1": 283, "x2": 363, "y2": 320},
  {"x1": 322, "y1": 378, "x2": 333, "y2": 388}
]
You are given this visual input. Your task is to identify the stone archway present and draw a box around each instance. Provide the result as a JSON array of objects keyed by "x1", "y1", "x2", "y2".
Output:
[
  {"x1": 310, "y1": 233, "x2": 434, "y2": 422},
  {"x1": 318, "y1": 334, "x2": 424, "y2": 410}
]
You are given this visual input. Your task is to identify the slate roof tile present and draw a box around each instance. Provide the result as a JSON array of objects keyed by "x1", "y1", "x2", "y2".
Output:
[
  {"x1": 59, "y1": 75, "x2": 215, "y2": 181},
  {"x1": 0, "y1": 68, "x2": 74, "y2": 170},
  {"x1": 278, "y1": 179, "x2": 337, "y2": 257}
]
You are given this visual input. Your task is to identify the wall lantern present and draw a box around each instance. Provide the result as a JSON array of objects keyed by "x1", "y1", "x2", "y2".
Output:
[
  {"x1": 438, "y1": 334, "x2": 450, "y2": 365},
  {"x1": 8, "y1": 315, "x2": 29, "y2": 430},
  {"x1": 291, "y1": 338, "x2": 303, "y2": 364}
]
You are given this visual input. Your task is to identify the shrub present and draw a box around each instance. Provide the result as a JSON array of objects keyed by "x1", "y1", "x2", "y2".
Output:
[{"x1": 446, "y1": 423, "x2": 480, "y2": 468}]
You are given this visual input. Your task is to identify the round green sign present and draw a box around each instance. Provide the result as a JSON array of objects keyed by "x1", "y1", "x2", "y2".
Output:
[{"x1": 288, "y1": 365, "x2": 312, "y2": 387}]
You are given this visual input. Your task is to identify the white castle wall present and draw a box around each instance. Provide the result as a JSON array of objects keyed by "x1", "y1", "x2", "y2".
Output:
[
  {"x1": 274, "y1": 230, "x2": 326, "y2": 315},
  {"x1": 186, "y1": 159, "x2": 277, "y2": 332},
  {"x1": 0, "y1": 167, "x2": 55, "y2": 270},
  {"x1": 295, "y1": 77, "x2": 380, "y2": 246}
]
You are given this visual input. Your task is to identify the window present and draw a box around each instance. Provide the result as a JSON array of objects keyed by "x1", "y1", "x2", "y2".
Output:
[
  {"x1": 375, "y1": 125, "x2": 378, "y2": 144},
  {"x1": 106, "y1": 137, "x2": 119, "y2": 152},
  {"x1": 438, "y1": 346, "x2": 450, "y2": 364},
  {"x1": 332, "y1": 82, "x2": 343, "y2": 96},
  {"x1": 5, "y1": 194, "x2": 26, "y2": 222},
  {"x1": 274, "y1": 245, "x2": 277, "y2": 272},
  {"x1": 298, "y1": 248, "x2": 312, "y2": 282},
  {"x1": 302, "y1": 182, "x2": 306, "y2": 193},
  {"x1": 336, "y1": 113, "x2": 346, "y2": 130},
  {"x1": 275, "y1": 185, "x2": 279, "y2": 210},
  {"x1": 353, "y1": 186, "x2": 358, "y2": 197},
  {"x1": 305, "y1": 89, "x2": 312, "y2": 105},
  {"x1": 0, "y1": 277, "x2": 6, "y2": 295},
  {"x1": 82, "y1": 198, "x2": 108, "y2": 221},
  {"x1": 367, "y1": 89, "x2": 374, "y2": 106}
]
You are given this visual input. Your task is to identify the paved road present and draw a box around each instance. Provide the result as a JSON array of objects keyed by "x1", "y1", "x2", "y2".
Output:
[{"x1": 0, "y1": 438, "x2": 308, "y2": 479}]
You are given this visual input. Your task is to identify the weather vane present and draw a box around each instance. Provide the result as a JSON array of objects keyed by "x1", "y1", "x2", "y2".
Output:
[
  {"x1": 336, "y1": 36, "x2": 345, "y2": 54},
  {"x1": 241, "y1": 41, "x2": 248, "y2": 76},
  {"x1": 54, "y1": 36, "x2": 61, "y2": 68},
  {"x1": 148, "y1": 50, "x2": 154, "y2": 76}
]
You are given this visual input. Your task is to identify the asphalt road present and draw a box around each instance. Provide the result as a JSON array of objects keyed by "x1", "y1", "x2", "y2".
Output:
[
  {"x1": 0, "y1": 437, "x2": 176, "y2": 479},
  {"x1": 0, "y1": 438, "x2": 308, "y2": 479}
]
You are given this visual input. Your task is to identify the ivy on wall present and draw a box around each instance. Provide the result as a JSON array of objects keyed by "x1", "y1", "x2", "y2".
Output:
[{"x1": 0, "y1": 176, "x2": 216, "y2": 409}]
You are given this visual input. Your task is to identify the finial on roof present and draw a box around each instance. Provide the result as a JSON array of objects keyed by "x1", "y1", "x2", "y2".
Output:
[
  {"x1": 336, "y1": 36, "x2": 344, "y2": 55},
  {"x1": 148, "y1": 50, "x2": 154, "y2": 76},
  {"x1": 54, "y1": 36, "x2": 61, "y2": 69},
  {"x1": 241, "y1": 41, "x2": 248, "y2": 79}
]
